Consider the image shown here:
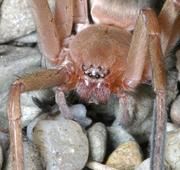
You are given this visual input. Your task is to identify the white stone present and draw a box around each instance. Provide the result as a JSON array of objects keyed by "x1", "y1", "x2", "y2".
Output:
[
  {"x1": 135, "y1": 158, "x2": 150, "y2": 170},
  {"x1": 170, "y1": 95, "x2": 180, "y2": 126},
  {"x1": 33, "y1": 119, "x2": 89, "y2": 170},
  {"x1": 88, "y1": 122, "x2": 107, "y2": 162},
  {"x1": 0, "y1": 0, "x2": 55, "y2": 43},
  {"x1": 165, "y1": 130, "x2": 180, "y2": 170}
]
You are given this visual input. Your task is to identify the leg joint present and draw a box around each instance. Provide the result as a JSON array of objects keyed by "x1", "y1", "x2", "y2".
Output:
[
  {"x1": 12, "y1": 80, "x2": 25, "y2": 92},
  {"x1": 140, "y1": 8, "x2": 161, "y2": 36}
]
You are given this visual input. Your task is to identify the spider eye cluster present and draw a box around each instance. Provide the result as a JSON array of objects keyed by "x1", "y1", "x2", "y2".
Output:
[{"x1": 82, "y1": 64, "x2": 109, "y2": 79}]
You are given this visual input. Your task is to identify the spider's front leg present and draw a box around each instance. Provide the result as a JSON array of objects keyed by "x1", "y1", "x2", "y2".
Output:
[
  {"x1": 30, "y1": 0, "x2": 89, "y2": 64},
  {"x1": 8, "y1": 69, "x2": 70, "y2": 170},
  {"x1": 158, "y1": 0, "x2": 180, "y2": 55},
  {"x1": 122, "y1": 9, "x2": 166, "y2": 170}
]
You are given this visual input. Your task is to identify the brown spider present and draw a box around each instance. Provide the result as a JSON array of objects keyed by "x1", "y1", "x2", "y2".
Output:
[{"x1": 7, "y1": 0, "x2": 179, "y2": 170}]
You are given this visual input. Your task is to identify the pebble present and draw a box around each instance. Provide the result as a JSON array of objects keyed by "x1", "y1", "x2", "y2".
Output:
[
  {"x1": 69, "y1": 104, "x2": 92, "y2": 127},
  {"x1": 70, "y1": 104, "x2": 87, "y2": 119},
  {"x1": 5, "y1": 138, "x2": 43, "y2": 170},
  {"x1": 0, "y1": 0, "x2": 35, "y2": 43},
  {"x1": 32, "y1": 119, "x2": 89, "y2": 170},
  {"x1": 106, "y1": 141, "x2": 142, "y2": 170},
  {"x1": 135, "y1": 158, "x2": 171, "y2": 170},
  {"x1": 107, "y1": 126, "x2": 135, "y2": 148},
  {"x1": 166, "y1": 122, "x2": 179, "y2": 132},
  {"x1": 165, "y1": 130, "x2": 180, "y2": 170},
  {"x1": 15, "y1": 32, "x2": 38, "y2": 44},
  {"x1": 0, "y1": 145, "x2": 3, "y2": 170},
  {"x1": 87, "y1": 161, "x2": 119, "y2": 170},
  {"x1": 87, "y1": 122, "x2": 107, "y2": 162},
  {"x1": 135, "y1": 158, "x2": 150, "y2": 170},
  {"x1": 170, "y1": 95, "x2": 180, "y2": 126},
  {"x1": 0, "y1": 0, "x2": 55, "y2": 43}
]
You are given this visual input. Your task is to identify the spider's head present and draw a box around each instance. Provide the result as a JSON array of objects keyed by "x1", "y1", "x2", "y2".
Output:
[{"x1": 76, "y1": 64, "x2": 111, "y2": 104}]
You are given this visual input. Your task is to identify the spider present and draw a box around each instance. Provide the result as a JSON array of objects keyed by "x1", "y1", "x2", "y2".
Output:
[{"x1": 7, "y1": 0, "x2": 179, "y2": 170}]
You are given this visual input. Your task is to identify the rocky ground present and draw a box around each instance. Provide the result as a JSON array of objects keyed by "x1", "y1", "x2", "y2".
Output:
[{"x1": 0, "y1": 0, "x2": 180, "y2": 170}]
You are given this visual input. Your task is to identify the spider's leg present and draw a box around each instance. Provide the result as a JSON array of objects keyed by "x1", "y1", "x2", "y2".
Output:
[
  {"x1": 114, "y1": 92, "x2": 134, "y2": 127},
  {"x1": 147, "y1": 10, "x2": 167, "y2": 170},
  {"x1": 30, "y1": 0, "x2": 73, "y2": 64},
  {"x1": 54, "y1": 0, "x2": 73, "y2": 41},
  {"x1": 72, "y1": 0, "x2": 90, "y2": 26},
  {"x1": 55, "y1": 88, "x2": 73, "y2": 119},
  {"x1": 56, "y1": 0, "x2": 90, "y2": 39},
  {"x1": 8, "y1": 69, "x2": 70, "y2": 170},
  {"x1": 122, "y1": 9, "x2": 166, "y2": 170},
  {"x1": 117, "y1": 5, "x2": 150, "y2": 127},
  {"x1": 55, "y1": 88, "x2": 92, "y2": 127},
  {"x1": 122, "y1": 9, "x2": 149, "y2": 90},
  {"x1": 55, "y1": 0, "x2": 90, "y2": 41},
  {"x1": 158, "y1": 0, "x2": 180, "y2": 55}
]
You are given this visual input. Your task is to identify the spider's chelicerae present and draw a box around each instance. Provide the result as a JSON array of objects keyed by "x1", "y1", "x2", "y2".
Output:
[{"x1": 7, "y1": 0, "x2": 179, "y2": 170}]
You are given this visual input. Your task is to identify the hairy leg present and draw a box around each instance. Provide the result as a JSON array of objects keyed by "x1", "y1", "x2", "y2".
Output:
[
  {"x1": 54, "y1": 0, "x2": 73, "y2": 41},
  {"x1": 55, "y1": 88, "x2": 73, "y2": 119},
  {"x1": 73, "y1": 0, "x2": 90, "y2": 32},
  {"x1": 122, "y1": 9, "x2": 166, "y2": 170},
  {"x1": 7, "y1": 69, "x2": 69, "y2": 170},
  {"x1": 55, "y1": 0, "x2": 90, "y2": 36},
  {"x1": 147, "y1": 10, "x2": 166, "y2": 169},
  {"x1": 30, "y1": 0, "x2": 61, "y2": 63},
  {"x1": 73, "y1": 0, "x2": 90, "y2": 24},
  {"x1": 158, "y1": 0, "x2": 180, "y2": 55}
]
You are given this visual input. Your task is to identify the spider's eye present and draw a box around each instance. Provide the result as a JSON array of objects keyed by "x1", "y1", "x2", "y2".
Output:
[
  {"x1": 88, "y1": 73, "x2": 92, "y2": 77},
  {"x1": 98, "y1": 66, "x2": 102, "y2": 70},
  {"x1": 82, "y1": 64, "x2": 110, "y2": 79},
  {"x1": 95, "y1": 74, "x2": 100, "y2": 79}
]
